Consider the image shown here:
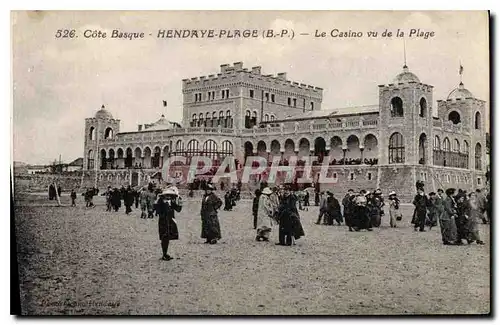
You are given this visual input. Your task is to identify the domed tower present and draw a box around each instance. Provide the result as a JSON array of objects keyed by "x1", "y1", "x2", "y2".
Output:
[
  {"x1": 437, "y1": 81, "x2": 487, "y2": 180},
  {"x1": 83, "y1": 105, "x2": 120, "y2": 170},
  {"x1": 378, "y1": 65, "x2": 434, "y2": 166}
]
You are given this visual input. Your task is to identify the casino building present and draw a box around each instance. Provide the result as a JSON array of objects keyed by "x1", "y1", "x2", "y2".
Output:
[{"x1": 82, "y1": 61, "x2": 488, "y2": 200}]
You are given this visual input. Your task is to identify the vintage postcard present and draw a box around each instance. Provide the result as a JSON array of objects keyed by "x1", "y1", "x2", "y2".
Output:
[{"x1": 11, "y1": 10, "x2": 490, "y2": 315}]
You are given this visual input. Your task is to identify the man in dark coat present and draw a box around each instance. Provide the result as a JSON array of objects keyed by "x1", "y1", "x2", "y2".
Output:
[
  {"x1": 49, "y1": 184, "x2": 56, "y2": 200},
  {"x1": 156, "y1": 187, "x2": 182, "y2": 261},
  {"x1": 454, "y1": 191, "x2": 469, "y2": 245},
  {"x1": 441, "y1": 188, "x2": 458, "y2": 245},
  {"x1": 252, "y1": 189, "x2": 262, "y2": 229},
  {"x1": 276, "y1": 186, "x2": 305, "y2": 246},
  {"x1": 223, "y1": 191, "x2": 233, "y2": 211},
  {"x1": 200, "y1": 184, "x2": 223, "y2": 244},
  {"x1": 412, "y1": 187, "x2": 429, "y2": 232},
  {"x1": 123, "y1": 185, "x2": 135, "y2": 214},
  {"x1": 134, "y1": 188, "x2": 140, "y2": 209}
]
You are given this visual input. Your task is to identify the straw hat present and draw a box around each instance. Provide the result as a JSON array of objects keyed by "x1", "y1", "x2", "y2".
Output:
[
  {"x1": 388, "y1": 191, "x2": 396, "y2": 196},
  {"x1": 160, "y1": 187, "x2": 177, "y2": 196}
]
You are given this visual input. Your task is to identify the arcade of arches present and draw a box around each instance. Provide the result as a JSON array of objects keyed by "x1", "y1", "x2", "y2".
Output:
[
  {"x1": 243, "y1": 134, "x2": 380, "y2": 166},
  {"x1": 96, "y1": 139, "x2": 235, "y2": 170}
]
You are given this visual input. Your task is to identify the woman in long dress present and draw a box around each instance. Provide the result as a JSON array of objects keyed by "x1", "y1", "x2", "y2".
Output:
[
  {"x1": 200, "y1": 184, "x2": 223, "y2": 244},
  {"x1": 276, "y1": 186, "x2": 305, "y2": 246},
  {"x1": 156, "y1": 187, "x2": 182, "y2": 261},
  {"x1": 466, "y1": 192, "x2": 485, "y2": 245},
  {"x1": 255, "y1": 187, "x2": 275, "y2": 242},
  {"x1": 388, "y1": 191, "x2": 402, "y2": 228}
]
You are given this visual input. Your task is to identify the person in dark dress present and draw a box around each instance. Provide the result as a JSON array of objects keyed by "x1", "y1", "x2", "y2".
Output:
[
  {"x1": 223, "y1": 191, "x2": 232, "y2": 211},
  {"x1": 123, "y1": 185, "x2": 135, "y2": 214},
  {"x1": 412, "y1": 186, "x2": 429, "y2": 232},
  {"x1": 70, "y1": 189, "x2": 77, "y2": 207},
  {"x1": 111, "y1": 188, "x2": 122, "y2": 212},
  {"x1": 454, "y1": 191, "x2": 469, "y2": 245},
  {"x1": 252, "y1": 189, "x2": 262, "y2": 229},
  {"x1": 326, "y1": 192, "x2": 343, "y2": 225},
  {"x1": 156, "y1": 187, "x2": 182, "y2": 261},
  {"x1": 353, "y1": 190, "x2": 372, "y2": 231},
  {"x1": 49, "y1": 184, "x2": 56, "y2": 200},
  {"x1": 200, "y1": 184, "x2": 223, "y2": 244},
  {"x1": 342, "y1": 189, "x2": 355, "y2": 231},
  {"x1": 134, "y1": 188, "x2": 140, "y2": 209},
  {"x1": 276, "y1": 186, "x2": 305, "y2": 246}
]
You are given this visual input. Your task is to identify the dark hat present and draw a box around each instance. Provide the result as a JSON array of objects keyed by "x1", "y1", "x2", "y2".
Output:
[{"x1": 445, "y1": 188, "x2": 456, "y2": 196}]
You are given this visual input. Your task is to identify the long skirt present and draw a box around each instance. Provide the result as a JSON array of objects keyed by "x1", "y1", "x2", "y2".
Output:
[
  {"x1": 353, "y1": 206, "x2": 370, "y2": 229},
  {"x1": 159, "y1": 217, "x2": 179, "y2": 241},
  {"x1": 439, "y1": 218, "x2": 456, "y2": 243},
  {"x1": 201, "y1": 214, "x2": 222, "y2": 240},
  {"x1": 256, "y1": 215, "x2": 274, "y2": 239},
  {"x1": 466, "y1": 213, "x2": 481, "y2": 241}
]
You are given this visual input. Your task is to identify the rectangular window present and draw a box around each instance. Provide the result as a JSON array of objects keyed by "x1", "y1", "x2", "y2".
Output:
[
  {"x1": 225, "y1": 89, "x2": 229, "y2": 98},
  {"x1": 350, "y1": 172, "x2": 355, "y2": 181},
  {"x1": 207, "y1": 92, "x2": 211, "y2": 101},
  {"x1": 288, "y1": 97, "x2": 291, "y2": 106},
  {"x1": 271, "y1": 94, "x2": 275, "y2": 102},
  {"x1": 293, "y1": 98, "x2": 297, "y2": 107},
  {"x1": 311, "y1": 101, "x2": 314, "y2": 110},
  {"x1": 367, "y1": 172, "x2": 372, "y2": 180},
  {"x1": 477, "y1": 177, "x2": 482, "y2": 185},
  {"x1": 221, "y1": 90, "x2": 225, "y2": 99},
  {"x1": 265, "y1": 92, "x2": 269, "y2": 102},
  {"x1": 333, "y1": 172, "x2": 337, "y2": 179},
  {"x1": 249, "y1": 89, "x2": 254, "y2": 98}
]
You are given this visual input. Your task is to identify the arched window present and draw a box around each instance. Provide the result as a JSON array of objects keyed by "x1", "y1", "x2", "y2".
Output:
[
  {"x1": 225, "y1": 110, "x2": 233, "y2": 128},
  {"x1": 198, "y1": 113, "x2": 203, "y2": 127},
  {"x1": 221, "y1": 140, "x2": 233, "y2": 156},
  {"x1": 475, "y1": 143, "x2": 482, "y2": 170},
  {"x1": 271, "y1": 115, "x2": 276, "y2": 121},
  {"x1": 219, "y1": 111, "x2": 224, "y2": 127},
  {"x1": 89, "y1": 127, "x2": 95, "y2": 140},
  {"x1": 419, "y1": 98, "x2": 427, "y2": 117},
  {"x1": 264, "y1": 114, "x2": 269, "y2": 122},
  {"x1": 390, "y1": 97, "x2": 404, "y2": 117},
  {"x1": 245, "y1": 110, "x2": 251, "y2": 128},
  {"x1": 388, "y1": 132, "x2": 405, "y2": 164},
  {"x1": 104, "y1": 127, "x2": 113, "y2": 139},
  {"x1": 125, "y1": 148, "x2": 133, "y2": 168},
  {"x1": 187, "y1": 139, "x2": 199, "y2": 154},
  {"x1": 443, "y1": 138, "x2": 451, "y2": 151},
  {"x1": 203, "y1": 139, "x2": 218, "y2": 158},
  {"x1": 205, "y1": 112, "x2": 210, "y2": 127},
  {"x1": 212, "y1": 112, "x2": 217, "y2": 127},
  {"x1": 463, "y1": 140, "x2": 470, "y2": 154},
  {"x1": 453, "y1": 139, "x2": 460, "y2": 152},
  {"x1": 192, "y1": 113, "x2": 197, "y2": 127},
  {"x1": 87, "y1": 149, "x2": 95, "y2": 169},
  {"x1": 176, "y1": 140, "x2": 184, "y2": 152},
  {"x1": 434, "y1": 135, "x2": 441, "y2": 150},
  {"x1": 448, "y1": 111, "x2": 461, "y2": 124},
  {"x1": 152, "y1": 147, "x2": 161, "y2": 168},
  {"x1": 475, "y1": 112, "x2": 481, "y2": 130}
]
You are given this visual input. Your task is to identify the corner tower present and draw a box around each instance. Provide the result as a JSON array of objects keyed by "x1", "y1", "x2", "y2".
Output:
[
  {"x1": 378, "y1": 65, "x2": 434, "y2": 166},
  {"x1": 83, "y1": 105, "x2": 120, "y2": 170}
]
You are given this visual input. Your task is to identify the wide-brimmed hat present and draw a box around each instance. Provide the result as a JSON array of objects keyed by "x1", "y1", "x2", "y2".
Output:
[
  {"x1": 160, "y1": 187, "x2": 177, "y2": 196},
  {"x1": 206, "y1": 183, "x2": 215, "y2": 190},
  {"x1": 365, "y1": 191, "x2": 371, "y2": 195},
  {"x1": 374, "y1": 189, "x2": 382, "y2": 195},
  {"x1": 388, "y1": 191, "x2": 396, "y2": 196},
  {"x1": 262, "y1": 187, "x2": 272, "y2": 195}
]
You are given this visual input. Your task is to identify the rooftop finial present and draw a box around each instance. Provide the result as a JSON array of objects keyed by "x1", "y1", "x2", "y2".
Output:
[
  {"x1": 459, "y1": 60, "x2": 464, "y2": 84},
  {"x1": 403, "y1": 38, "x2": 407, "y2": 68},
  {"x1": 101, "y1": 104, "x2": 105, "y2": 109}
]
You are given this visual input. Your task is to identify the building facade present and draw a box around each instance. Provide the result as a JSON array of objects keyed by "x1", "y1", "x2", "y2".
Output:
[{"x1": 82, "y1": 62, "x2": 488, "y2": 200}]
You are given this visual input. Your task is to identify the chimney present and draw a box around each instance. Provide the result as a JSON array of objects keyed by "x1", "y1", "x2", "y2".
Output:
[
  {"x1": 233, "y1": 62, "x2": 243, "y2": 70},
  {"x1": 138, "y1": 124, "x2": 143, "y2": 131},
  {"x1": 251, "y1": 66, "x2": 261, "y2": 75},
  {"x1": 220, "y1": 64, "x2": 229, "y2": 73},
  {"x1": 277, "y1": 72, "x2": 287, "y2": 80}
]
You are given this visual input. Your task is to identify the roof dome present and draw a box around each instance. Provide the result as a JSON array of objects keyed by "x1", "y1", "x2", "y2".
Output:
[
  {"x1": 144, "y1": 114, "x2": 179, "y2": 131},
  {"x1": 447, "y1": 82, "x2": 474, "y2": 100},
  {"x1": 95, "y1": 105, "x2": 113, "y2": 119},
  {"x1": 393, "y1": 65, "x2": 420, "y2": 84}
]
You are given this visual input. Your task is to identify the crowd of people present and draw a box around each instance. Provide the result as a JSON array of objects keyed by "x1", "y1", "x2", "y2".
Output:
[{"x1": 55, "y1": 177, "x2": 490, "y2": 261}]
